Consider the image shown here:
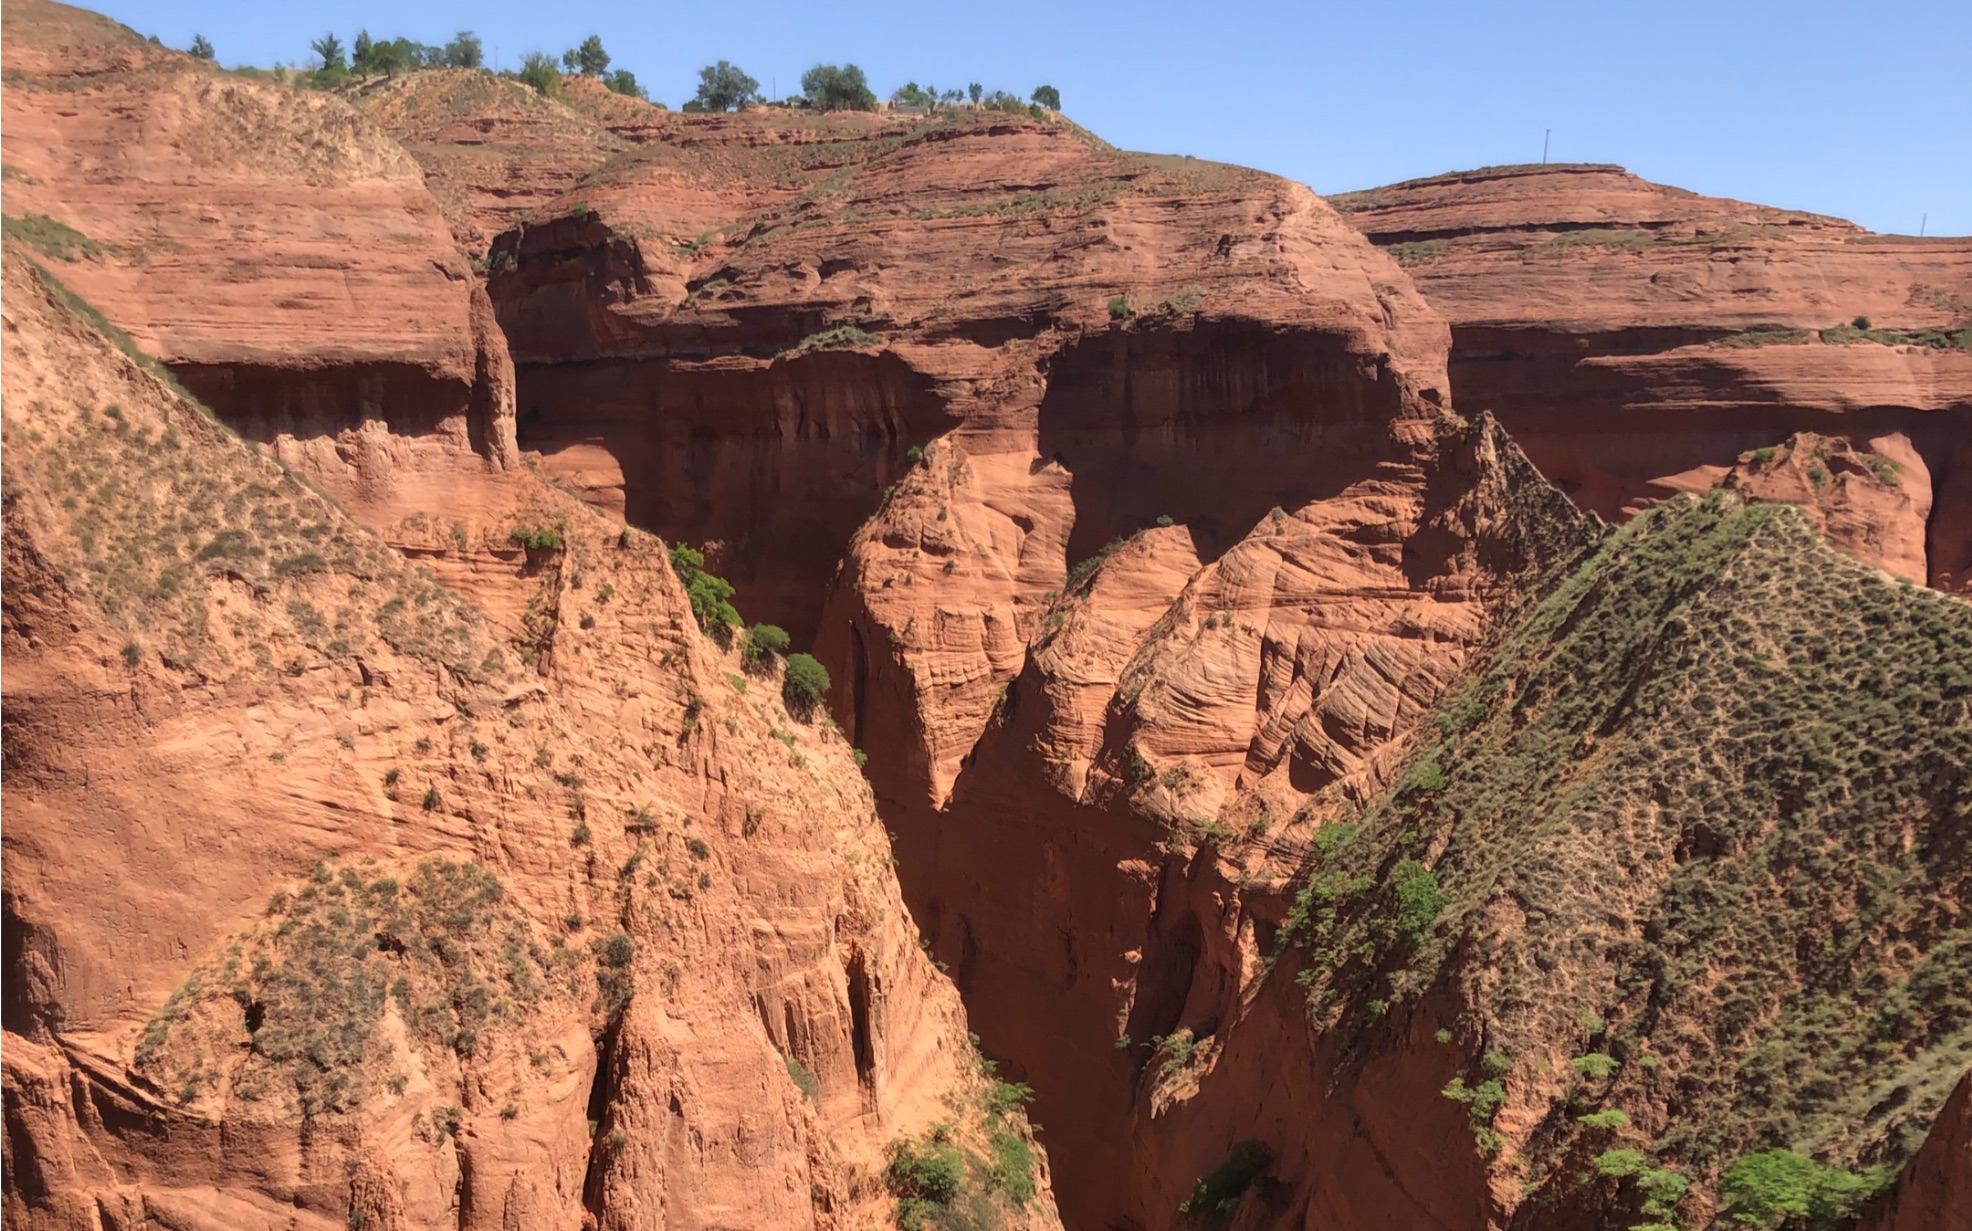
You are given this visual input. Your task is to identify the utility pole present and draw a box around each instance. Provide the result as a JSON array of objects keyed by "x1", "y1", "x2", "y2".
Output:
[{"x1": 1542, "y1": 129, "x2": 1550, "y2": 164}]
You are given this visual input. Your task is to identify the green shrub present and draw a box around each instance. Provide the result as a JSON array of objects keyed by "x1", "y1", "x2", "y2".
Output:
[
  {"x1": 509, "y1": 522, "x2": 564, "y2": 550},
  {"x1": 1577, "y1": 1108, "x2": 1629, "y2": 1130},
  {"x1": 802, "y1": 63, "x2": 876, "y2": 111},
  {"x1": 1572, "y1": 1052, "x2": 1618, "y2": 1081},
  {"x1": 562, "y1": 35, "x2": 610, "y2": 77},
  {"x1": 794, "y1": 325, "x2": 878, "y2": 352},
  {"x1": 1107, "y1": 295, "x2": 1132, "y2": 321},
  {"x1": 784, "y1": 1054, "x2": 819, "y2": 1099},
  {"x1": 745, "y1": 623, "x2": 790, "y2": 668},
  {"x1": 783, "y1": 653, "x2": 830, "y2": 717},
  {"x1": 1177, "y1": 1139, "x2": 1271, "y2": 1226},
  {"x1": 885, "y1": 1134, "x2": 964, "y2": 1228},
  {"x1": 516, "y1": 51, "x2": 561, "y2": 96},
  {"x1": 668, "y1": 546, "x2": 739, "y2": 635},
  {"x1": 693, "y1": 60, "x2": 759, "y2": 111},
  {"x1": 1717, "y1": 1149, "x2": 1893, "y2": 1229},
  {"x1": 988, "y1": 1127, "x2": 1036, "y2": 1204},
  {"x1": 1392, "y1": 859, "x2": 1446, "y2": 946}
]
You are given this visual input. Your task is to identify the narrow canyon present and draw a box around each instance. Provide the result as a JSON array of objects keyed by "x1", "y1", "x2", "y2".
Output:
[{"x1": 4, "y1": 5, "x2": 1968, "y2": 1231}]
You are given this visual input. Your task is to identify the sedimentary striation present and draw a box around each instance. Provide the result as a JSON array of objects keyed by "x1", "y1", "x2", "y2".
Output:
[{"x1": 1329, "y1": 162, "x2": 1972, "y2": 591}]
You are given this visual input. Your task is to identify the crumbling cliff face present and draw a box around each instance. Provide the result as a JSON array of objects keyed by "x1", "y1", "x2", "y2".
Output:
[{"x1": 1328, "y1": 163, "x2": 1972, "y2": 592}]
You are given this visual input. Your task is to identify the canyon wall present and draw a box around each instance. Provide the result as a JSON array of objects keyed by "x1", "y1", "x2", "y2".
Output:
[
  {"x1": 6, "y1": 4, "x2": 1969, "y2": 1229},
  {"x1": 1330, "y1": 163, "x2": 1972, "y2": 591},
  {"x1": 1, "y1": 5, "x2": 1057, "y2": 1229}
]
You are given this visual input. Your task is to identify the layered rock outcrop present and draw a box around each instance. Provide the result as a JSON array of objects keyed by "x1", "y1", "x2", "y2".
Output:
[
  {"x1": 0, "y1": 0, "x2": 518, "y2": 527},
  {"x1": 483, "y1": 108, "x2": 1447, "y2": 648},
  {"x1": 1330, "y1": 163, "x2": 1972, "y2": 590}
]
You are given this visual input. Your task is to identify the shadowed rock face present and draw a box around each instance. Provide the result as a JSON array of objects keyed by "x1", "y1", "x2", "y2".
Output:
[{"x1": 1329, "y1": 163, "x2": 1972, "y2": 590}]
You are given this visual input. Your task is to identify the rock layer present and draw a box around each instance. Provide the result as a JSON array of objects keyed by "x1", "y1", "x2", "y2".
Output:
[
  {"x1": 0, "y1": 0, "x2": 518, "y2": 522},
  {"x1": 1330, "y1": 163, "x2": 1972, "y2": 590}
]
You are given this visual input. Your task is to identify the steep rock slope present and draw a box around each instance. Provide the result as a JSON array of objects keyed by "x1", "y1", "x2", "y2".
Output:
[
  {"x1": 1330, "y1": 164, "x2": 1972, "y2": 590},
  {"x1": 1247, "y1": 492, "x2": 1972, "y2": 1229},
  {"x1": 857, "y1": 416, "x2": 1596, "y2": 1229},
  {"x1": 0, "y1": 0, "x2": 518, "y2": 519},
  {"x1": 0, "y1": 238, "x2": 1056, "y2": 1229}
]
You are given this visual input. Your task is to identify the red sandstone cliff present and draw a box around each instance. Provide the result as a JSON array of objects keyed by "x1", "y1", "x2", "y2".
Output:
[
  {"x1": 6, "y1": 5, "x2": 1969, "y2": 1229},
  {"x1": 0, "y1": 0, "x2": 519, "y2": 518},
  {"x1": 0, "y1": 5, "x2": 1059, "y2": 1228},
  {"x1": 1330, "y1": 163, "x2": 1972, "y2": 591}
]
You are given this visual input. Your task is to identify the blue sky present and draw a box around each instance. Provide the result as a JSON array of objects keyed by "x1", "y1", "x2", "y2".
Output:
[{"x1": 96, "y1": 0, "x2": 1971, "y2": 235}]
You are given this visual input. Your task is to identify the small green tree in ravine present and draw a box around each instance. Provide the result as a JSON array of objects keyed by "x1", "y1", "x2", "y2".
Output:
[
  {"x1": 442, "y1": 30, "x2": 483, "y2": 69},
  {"x1": 801, "y1": 63, "x2": 876, "y2": 111},
  {"x1": 603, "y1": 69, "x2": 646, "y2": 99},
  {"x1": 188, "y1": 34, "x2": 214, "y2": 60},
  {"x1": 745, "y1": 623, "x2": 791, "y2": 671},
  {"x1": 783, "y1": 654, "x2": 831, "y2": 718},
  {"x1": 516, "y1": 51, "x2": 561, "y2": 96},
  {"x1": 562, "y1": 35, "x2": 609, "y2": 77},
  {"x1": 693, "y1": 60, "x2": 759, "y2": 111},
  {"x1": 885, "y1": 1134, "x2": 964, "y2": 1228},
  {"x1": 1031, "y1": 84, "x2": 1061, "y2": 110},
  {"x1": 1717, "y1": 1149, "x2": 1892, "y2": 1229},
  {"x1": 310, "y1": 33, "x2": 347, "y2": 74}
]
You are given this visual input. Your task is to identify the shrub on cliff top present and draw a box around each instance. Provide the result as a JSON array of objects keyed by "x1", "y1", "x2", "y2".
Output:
[
  {"x1": 783, "y1": 653, "x2": 830, "y2": 718},
  {"x1": 801, "y1": 63, "x2": 876, "y2": 111},
  {"x1": 693, "y1": 60, "x2": 759, "y2": 111},
  {"x1": 516, "y1": 51, "x2": 561, "y2": 96}
]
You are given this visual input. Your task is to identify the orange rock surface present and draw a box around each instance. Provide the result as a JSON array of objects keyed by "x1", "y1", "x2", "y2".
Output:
[
  {"x1": 0, "y1": 6, "x2": 1058, "y2": 1228},
  {"x1": 1330, "y1": 163, "x2": 1972, "y2": 589},
  {"x1": 6, "y1": 5, "x2": 1969, "y2": 1229},
  {"x1": 0, "y1": 0, "x2": 518, "y2": 511}
]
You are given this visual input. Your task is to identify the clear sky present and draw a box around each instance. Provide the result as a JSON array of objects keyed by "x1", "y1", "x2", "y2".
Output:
[{"x1": 93, "y1": 0, "x2": 1972, "y2": 236}]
